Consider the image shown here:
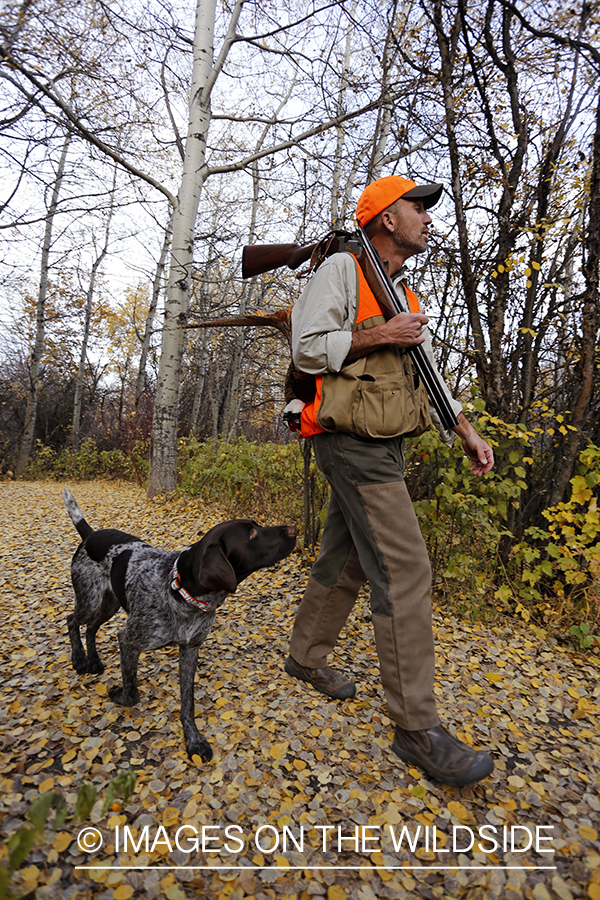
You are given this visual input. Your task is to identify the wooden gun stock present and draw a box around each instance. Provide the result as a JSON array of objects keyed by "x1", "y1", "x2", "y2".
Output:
[
  {"x1": 242, "y1": 230, "x2": 357, "y2": 280},
  {"x1": 241, "y1": 242, "x2": 317, "y2": 279}
]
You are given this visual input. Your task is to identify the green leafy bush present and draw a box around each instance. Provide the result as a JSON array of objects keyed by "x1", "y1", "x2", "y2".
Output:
[
  {"x1": 406, "y1": 408, "x2": 530, "y2": 615},
  {"x1": 0, "y1": 771, "x2": 136, "y2": 899},
  {"x1": 509, "y1": 443, "x2": 600, "y2": 630},
  {"x1": 177, "y1": 436, "x2": 327, "y2": 532},
  {"x1": 23, "y1": 439, "x2": 142, "y2": 482},
  {"x1": 406, "y1": 410, "x2": 600, "y2": 640}
]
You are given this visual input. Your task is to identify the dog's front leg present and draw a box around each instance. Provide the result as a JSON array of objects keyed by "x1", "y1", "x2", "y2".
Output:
[
  {"x1": 179, "y1": 645, "x2": 213, "y2": 762},
  {"x1": 108, "y1": 627, "x2": 141, "y2": 706}
]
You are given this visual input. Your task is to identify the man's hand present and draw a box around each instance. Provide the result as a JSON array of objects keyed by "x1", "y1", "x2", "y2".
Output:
[
  {"x1": 345, "y1": 312, "x2": 429, "y2": 363},
  {"x1": 382, "y1": 312, "x2": 430, "y2": 348},
  {"x1": 453, "y1": 412, "x2": 494, "y2": 476}
]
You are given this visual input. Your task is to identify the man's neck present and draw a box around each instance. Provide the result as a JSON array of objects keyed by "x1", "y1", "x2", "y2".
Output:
[{"x1": 369, "y1": 237, "x2": 407, "y2": 278}]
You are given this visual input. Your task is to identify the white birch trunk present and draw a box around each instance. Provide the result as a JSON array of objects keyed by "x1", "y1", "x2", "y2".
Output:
[
  {"x1": 331, "y1": 0, "x2": 357, "y2": 228},
  {"x1": 368, "y1": 20, "x2": 395, "y2": 182},
  {"x1": 148, "y1": 0, "x2": 244, "y2": 495}
]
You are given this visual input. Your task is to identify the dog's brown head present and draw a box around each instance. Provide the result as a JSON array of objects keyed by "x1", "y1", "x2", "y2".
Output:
[{"x1": 180, "y1": 519, "x2": 296, "y2": 596}]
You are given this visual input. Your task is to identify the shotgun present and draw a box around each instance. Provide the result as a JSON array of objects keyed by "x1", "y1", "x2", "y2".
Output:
[{"x1": 242, "y1": 229, "x2": 459, "y2": 431}]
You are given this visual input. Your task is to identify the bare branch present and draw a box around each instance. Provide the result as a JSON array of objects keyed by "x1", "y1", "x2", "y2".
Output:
[
  {"x1": 0, "y1": 45, "x2": 177, "y2": 205},
  {"x1": 495, "y1": 0, "x2": 600, "y2": 69},
  {"x1": 233, "y1": 0, "x2": 347, "y2": 45},
  {"x1": 206, "y1": 93, "x2": 397, "y2": 176}
]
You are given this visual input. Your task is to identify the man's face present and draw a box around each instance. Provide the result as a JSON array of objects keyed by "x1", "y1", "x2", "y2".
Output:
[{"x1": 385, "y1": 198, "x2": 432, "y2": 260}]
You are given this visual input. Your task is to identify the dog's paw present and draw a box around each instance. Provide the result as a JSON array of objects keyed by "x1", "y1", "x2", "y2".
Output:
[
  {"x1": 87, "y1": 658, "x2": 105, "y2": 675},
  {"x1": 186, "y1": 737, "x2": 213, "y2": 763},
  {"x1": 108, "y1": 685, "x2": 139, "y2": 706},
  {"x1": 72, "y1": 657, "x2": 90, "y2": 675}
]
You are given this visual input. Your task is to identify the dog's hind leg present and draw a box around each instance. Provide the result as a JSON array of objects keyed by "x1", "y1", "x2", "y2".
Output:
[
  {"x1": 178, "y1": 645, "x2": 213, "y2": 762},
  {"x1": 84, "y1": 591, "x2": 120, "y2": 675},
  {"x1": 67, "y1": 612, "x2": 90, "y2": 675},
  {"x1": 109, "y1": 626, "x2": 141, "y2": 706}
]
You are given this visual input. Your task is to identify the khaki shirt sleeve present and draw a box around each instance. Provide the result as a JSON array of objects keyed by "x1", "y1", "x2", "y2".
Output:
[{"x1": 291, "y1": 254, "x2": 356, "y2": 374}]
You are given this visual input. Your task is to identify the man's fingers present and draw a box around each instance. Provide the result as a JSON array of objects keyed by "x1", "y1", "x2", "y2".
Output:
[
  {"x1": 384, "y1": 312, "x2": 429, "y2": 347},
  {"x1": 471, "y1": 447, "x2": 494, "y2": 476}
]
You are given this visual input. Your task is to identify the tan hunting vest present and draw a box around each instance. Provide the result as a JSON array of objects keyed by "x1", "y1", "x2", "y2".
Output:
[{"x1": 300, "y1": 254, "x2": 432, "y2": 440}]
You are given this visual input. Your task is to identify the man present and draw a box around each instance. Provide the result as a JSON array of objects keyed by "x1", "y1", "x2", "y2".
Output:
[{"x1": 284, "y1": 175, "x2": 495, "y2": 787}]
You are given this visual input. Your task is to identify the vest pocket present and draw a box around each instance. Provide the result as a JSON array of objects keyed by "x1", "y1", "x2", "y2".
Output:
[
  {"x1": 353, "y1": 370, "x2": 416, "y2": 438},
  {"x1": 317, "y1": 351, "x2": 431, "y2": 439}
]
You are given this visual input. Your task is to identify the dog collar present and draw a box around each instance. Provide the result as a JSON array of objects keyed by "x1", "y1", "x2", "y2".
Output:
[{"x1": 171, "y1": 558, "x2": 213, "y2": 612}]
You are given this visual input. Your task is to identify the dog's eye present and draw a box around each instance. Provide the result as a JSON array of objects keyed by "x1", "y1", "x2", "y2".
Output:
[{"x1": 249, "y1": 526, "x2": 258, "y2": 539}]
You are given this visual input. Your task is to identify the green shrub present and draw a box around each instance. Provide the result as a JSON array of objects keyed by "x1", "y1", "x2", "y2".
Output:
[
  {"x1": 23, "y1": 438, "x2": 141, "y2": 482},
  {"x1": 0, "y1": 771, "x2": 136, "y2": 899},
  {"x1": 406, "y1": 409, "x2": 529, "y2": 607},
  {"x1": 177, "y1": 436, "x2": 328, "y2": 533},
  {"x1": 509, "y1": 442, "x2": 600, "y2": 631},
  {"x1": 406, "y1": 411, "x2": 600, "y2": 639}
]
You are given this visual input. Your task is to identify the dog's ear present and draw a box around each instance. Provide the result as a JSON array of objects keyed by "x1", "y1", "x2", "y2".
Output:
[{"x1": 197, "y1": 542, "x2": 238, "y2": 593}]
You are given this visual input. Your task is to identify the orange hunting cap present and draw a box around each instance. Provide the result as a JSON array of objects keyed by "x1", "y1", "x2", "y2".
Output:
[{"x1": 356, "y1": 176, "x2": 443, "y2": 226}]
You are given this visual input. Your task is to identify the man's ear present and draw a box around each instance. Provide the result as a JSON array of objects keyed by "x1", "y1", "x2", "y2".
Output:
[
  {"x1": 380, "y1": 209, "x2": 396, "y2": 234},
  {"x1": 197, "y1": 542, "x2": 238, "y2": 593}
]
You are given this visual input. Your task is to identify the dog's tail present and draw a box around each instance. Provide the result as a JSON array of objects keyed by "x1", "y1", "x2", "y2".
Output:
[{"x1": 63, "y1": 489, "x2": 93, "y2": 540}]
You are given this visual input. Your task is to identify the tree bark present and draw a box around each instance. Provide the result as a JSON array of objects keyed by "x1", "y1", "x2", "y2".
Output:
[
  {"x1": 433, "y1": 0, "x2": 489, "y2": 401},
  {"x1": 71, "y1": 167, "x2": 116, "y2": 449},
  {"x1": 550, "y1": 95, "x2": 600, "y2": 504},
  {"x1": 148, "y1": 0, "x2": 244, "y2": 496}
]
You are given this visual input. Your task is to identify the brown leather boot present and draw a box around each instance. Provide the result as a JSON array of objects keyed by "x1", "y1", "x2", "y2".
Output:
[
  {"x1": 392, "y1": 724, "x2": 494, "y2": 786},
  {"x1": 285, "y1": 655, "x2": 356, "y2": 700}
]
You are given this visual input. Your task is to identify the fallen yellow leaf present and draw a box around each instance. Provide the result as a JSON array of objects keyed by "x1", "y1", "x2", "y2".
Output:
[
  {"x1": 52, "y1": 832, "x2": 72, "y2": 853},
  {"x1": 114, "y1": 887, "x2": 135, "y2": 900},
  {"x1": 447, "y1": 800, "x2": 469, "y2": 822},
  {"x1": 328, "y1": 886, "x2": 347, "y2": 900},
  {"x1": 163, "y1": 807, "x2": 181, "y2": 827}
]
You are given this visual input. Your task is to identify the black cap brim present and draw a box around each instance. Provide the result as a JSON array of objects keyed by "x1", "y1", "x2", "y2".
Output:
[{"x1": 401, "y1": 183, "x2": 443, "y2": 209}]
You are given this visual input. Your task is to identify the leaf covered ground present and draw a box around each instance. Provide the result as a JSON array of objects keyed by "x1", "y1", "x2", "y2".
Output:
[{"x1": 0, "y1": 480, "x2": 599, "y2": 900}]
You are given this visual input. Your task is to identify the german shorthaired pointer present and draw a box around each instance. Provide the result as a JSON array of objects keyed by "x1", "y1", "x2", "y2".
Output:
[{"x1": 63, "y1": 490, "x2": 296, "y2": 761}]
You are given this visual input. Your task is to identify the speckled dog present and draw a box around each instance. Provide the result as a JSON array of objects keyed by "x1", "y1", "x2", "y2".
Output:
[{"x1": 63, "y1": 490, "x2": 296, "y2": 761}]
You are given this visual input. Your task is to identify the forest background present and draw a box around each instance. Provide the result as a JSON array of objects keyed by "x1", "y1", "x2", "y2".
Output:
[{"x1": 1, "y1": 0, "x2": 599, "y2": 643}]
